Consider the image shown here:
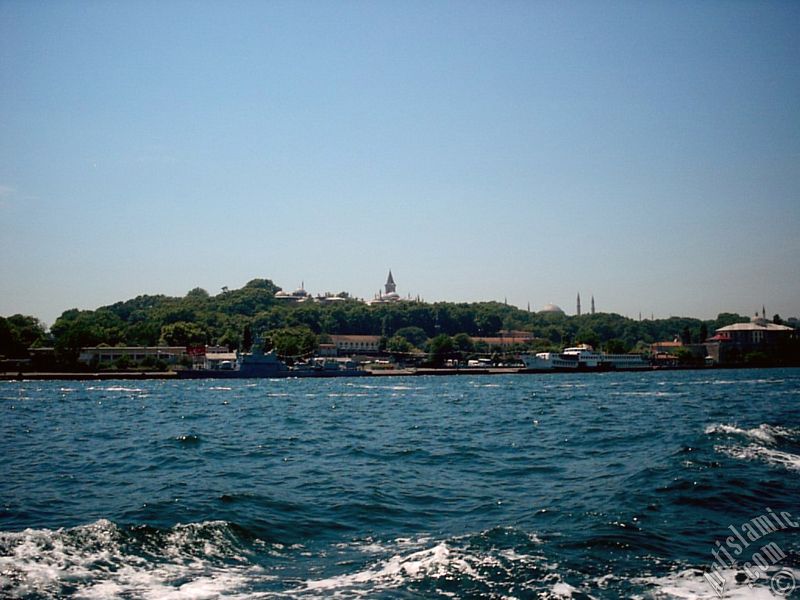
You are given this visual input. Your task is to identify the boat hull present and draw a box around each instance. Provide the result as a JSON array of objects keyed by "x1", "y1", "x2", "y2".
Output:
[{"x1": 521, "y1": 346, "x2": 650, "y2": 371}]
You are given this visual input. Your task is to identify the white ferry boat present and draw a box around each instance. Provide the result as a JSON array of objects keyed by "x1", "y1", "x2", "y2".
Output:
[{"x1": 521, "y1": 344, "x2": 649, "y2": 371}]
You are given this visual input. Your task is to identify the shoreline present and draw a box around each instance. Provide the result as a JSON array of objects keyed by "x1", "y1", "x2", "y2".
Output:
[{"x1": 1, "y1": 364, "x2": 793, "y2": 381}]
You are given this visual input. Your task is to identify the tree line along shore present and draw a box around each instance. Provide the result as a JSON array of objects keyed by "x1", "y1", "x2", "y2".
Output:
[{"x1": 2, "y1": 278, "x2": 798, "y2": 372}]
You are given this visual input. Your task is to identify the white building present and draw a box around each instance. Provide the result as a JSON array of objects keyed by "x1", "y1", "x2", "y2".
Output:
[
  {"x1": 79, "y1": 346, "x2": 186, "y2": 365},
  {"x1": 275, "y1": 282, "x2": 312, "y2": 302},
  {"x1": 329, "y1": 335, "x2": 382, "y2": 355}
]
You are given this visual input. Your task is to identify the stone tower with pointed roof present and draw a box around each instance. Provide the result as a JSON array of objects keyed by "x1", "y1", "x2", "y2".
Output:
[{"x1": 385, "y1": 270, "x2": 396, "y2": 295}]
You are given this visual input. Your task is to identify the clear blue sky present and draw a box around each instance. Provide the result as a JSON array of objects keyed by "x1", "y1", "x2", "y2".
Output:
[{"x1": 2, "y1": 0, "x2": 798, "y2": 327}]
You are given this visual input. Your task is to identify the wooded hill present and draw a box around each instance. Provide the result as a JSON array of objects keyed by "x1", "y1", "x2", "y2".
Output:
[{"x1": 2, "y1": 278, "x2": 763, "y2": 366}]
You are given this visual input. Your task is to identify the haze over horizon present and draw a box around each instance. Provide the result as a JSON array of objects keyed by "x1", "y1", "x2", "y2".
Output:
[{"x1": 2, "y1": 1, "x2": 799, "y2": 327}]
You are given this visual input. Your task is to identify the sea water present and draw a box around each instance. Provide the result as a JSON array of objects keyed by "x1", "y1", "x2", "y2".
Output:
[{"x1": 1, "y1": 369, "x2": 799, "y2": 599}]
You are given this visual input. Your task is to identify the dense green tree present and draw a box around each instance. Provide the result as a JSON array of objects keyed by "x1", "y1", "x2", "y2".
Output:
[
  {"x1": 393, "y1": 326, "x2": 428, "y2": 348},
  {"x1": 713, "y1": 313, "x2": 749, "y2": 329},
  {"x1": 51, "y1": 310, "x2": 105, "y2": 364},
  {"x1": 186, "y1": 287, "x2": 210, "y2": 300},
  {"x1": 159, "y1": 322, "x2": 207, "y2": 346},
  {"x1": 387, "y1": 335, "x2": 414, "y2": 354},
  {"x1": 427, "y1": 334, "x2": 456, "y2": 367},
  {"x1": 575, "y1": 327, "x2": 600, "y2": 349},
  {"x1": 452, "y1": 333, "x2": 474, "y2": 353},
  {"x1": 263, "y1": 327, "x2": 318, "y2": 361},
  {"x1": 475, "y1": 312, "x2": 502, "y2": 336},
  {"x1": 0, "y1": 315, "x2": 47, "y2": 358},
  {"x1": 0, "y1": 318, "x2": 15, "y2": 358},
  {"x1": 604, "y1": 339, "x2": 627, "y2": 354}
]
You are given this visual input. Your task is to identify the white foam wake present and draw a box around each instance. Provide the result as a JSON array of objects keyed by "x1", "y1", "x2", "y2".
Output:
[
  {"x1": 703, "y1": 423, "x2": 797, "y2": 445},
  {"x1": 714, "y1": 444, "x2": 800, "y2": 472},
  {"x1": 0, "y1": 519, "x2": 273, "y2": 600},
  {"x1": 293, "y1": 530, "x2": 546, "y2": 598},
  {"x1": 631, "y1": 566, "x2": 800, "y2": 599},
  {"x1": 705, "y1": 423, "x2": 800, "y2": 471}
]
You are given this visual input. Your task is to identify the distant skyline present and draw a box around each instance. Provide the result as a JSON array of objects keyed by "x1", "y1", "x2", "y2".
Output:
[{"x1": 2, "y1": 1, "x2": 799, "y2": 327}]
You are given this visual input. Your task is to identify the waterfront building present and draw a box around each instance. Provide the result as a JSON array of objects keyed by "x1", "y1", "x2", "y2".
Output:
[
  {"x1": 78, "y1": 346, "x2": 187, "y2": 366},
  {"x1": 329, "y1": 335, "x2": 382, "y2": 355},
  {"x1": 473, "y1": 330, "x2": 536, "y2": 348},
  {"x1": 202, "y1": 347, "x2": 238, "y2": 370},
  {"x1": 649, "y1": 337, "x2": 711, "y2": 365},
  {"x1": 650, "y1": 339, "x2": 683, "y2": 354},
  {"x1": 317, "y1": 343, "x2": 338, "y2": 357},
  {"x1": 706, "y1": 313, "x2": 796, "y2": 364}
]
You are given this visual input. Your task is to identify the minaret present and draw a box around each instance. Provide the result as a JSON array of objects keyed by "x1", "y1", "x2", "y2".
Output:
[
  {"x1": 591, "y1": 295, "x2": 595, "y2": 315},
  {"x1": 385, "y1": 270, "x2": 396, "y2": 295},
  {"x1": 577, "y1": 293, "x2": 581, "y2": 316}
]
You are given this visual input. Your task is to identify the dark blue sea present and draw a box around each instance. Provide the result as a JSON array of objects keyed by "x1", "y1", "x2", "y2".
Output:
[{"x1": 2, "y1": 369, "x2": 799, "y2": 599}]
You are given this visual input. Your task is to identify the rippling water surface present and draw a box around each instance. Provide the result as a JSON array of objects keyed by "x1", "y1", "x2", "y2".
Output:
[{"x1": 2, "y1": 369, "x2": 799, "y2": 598}]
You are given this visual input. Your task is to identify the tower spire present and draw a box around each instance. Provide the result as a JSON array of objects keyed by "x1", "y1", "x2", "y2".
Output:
[
  {"x1": 591, "y1": 295, "x2": 595, "y2": 315},
  {"x1": 577, "y1": 292, "x2": 581, "y2": 316},
  {"x1": 384, "y1": 270, "x2": 396, "y2": 295}
]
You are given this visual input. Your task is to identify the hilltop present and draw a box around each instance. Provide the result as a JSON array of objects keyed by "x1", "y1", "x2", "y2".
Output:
[{"x1": 2, "y1": 278, "x2": 771, "y2": 368}]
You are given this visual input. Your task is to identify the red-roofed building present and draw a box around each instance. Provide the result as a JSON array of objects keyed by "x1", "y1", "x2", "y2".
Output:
[{"x1": 706, "y1": 314, "x2": 797, "y2": 364}]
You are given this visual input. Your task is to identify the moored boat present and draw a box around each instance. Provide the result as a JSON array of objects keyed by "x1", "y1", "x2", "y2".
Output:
[
  {"x1": 521, "y1": 344, "x2": 649, "y2": 371},
  {"x1": 178, "y1": 344, "x2": 291, "y2": 379},
  {"x1": 291, "y1": 358, "x2": 369, "y2": 377},
  {"x1": 178, "y1": 344, "x2": 369, "y2": 379}
]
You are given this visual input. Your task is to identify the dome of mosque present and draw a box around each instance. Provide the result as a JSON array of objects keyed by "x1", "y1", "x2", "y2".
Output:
[{"x1": 540, "y1": 303, "x2": 565, "y2": 314}]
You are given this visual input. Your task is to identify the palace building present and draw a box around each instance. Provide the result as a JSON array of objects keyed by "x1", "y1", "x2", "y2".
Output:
[
  {"x1": 706, "y1": 310, "x2": 796, "y2": 364},
  {"x1": 369, "y1": 270, "x2": 404, "y2": 304}
]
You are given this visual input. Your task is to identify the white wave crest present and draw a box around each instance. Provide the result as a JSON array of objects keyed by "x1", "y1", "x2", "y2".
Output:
[
  {"x1": 294, "y1": 531, "x2": 546, "y2": 597},
  {"x1": 714, "y1": 444, "x2": 800, "y2": 472},
  {"x1": 704, "y1": 423, "x2": 797, "y2": 445},
  {"x1": 301, "y1": 542, "x2": 476, "y2": 592}
]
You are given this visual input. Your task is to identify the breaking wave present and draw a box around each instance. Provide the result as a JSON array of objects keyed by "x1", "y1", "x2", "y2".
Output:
[
  {"x1": 0, "y1": 519, "x2": 273, "y2": 599},
  {"x1": 292, "y1": 528, "x2": 550, "y2": 598},
  {"x1": 706, "y1": 423, "x2": 800, "y2": 471}
]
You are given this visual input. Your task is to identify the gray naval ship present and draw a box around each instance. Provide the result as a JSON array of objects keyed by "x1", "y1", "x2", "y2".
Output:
[{"x1": 178, "y1": 341, "x2": 367, "y2": 379}]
